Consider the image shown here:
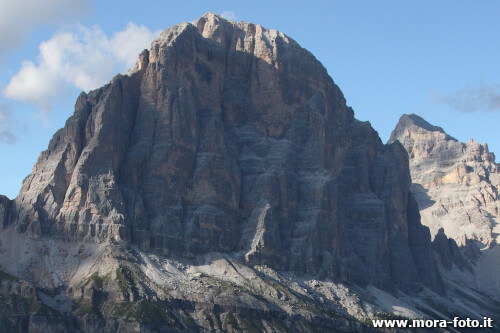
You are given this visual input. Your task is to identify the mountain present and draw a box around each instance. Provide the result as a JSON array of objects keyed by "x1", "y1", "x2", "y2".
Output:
[
  {"x1": 0, "y1": 14, "x2": 498, "y2": 332},
  {"x1": 389, "y1": 114, "x2": 500, "y2": 249},
  {"x1": 389, "y1": 113, "x2": 500, "y2": 299}
]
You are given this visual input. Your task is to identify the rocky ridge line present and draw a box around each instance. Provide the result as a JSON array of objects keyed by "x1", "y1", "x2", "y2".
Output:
[
  {"x1": 390, "y1": 114, "x2": 500, "y2": 301},
  {"x1": 389, "y1": 113, "x2": 500, "y2": 248},
  {"x1": 3, "y1": 14, "x2": 444, "y2": 295}
]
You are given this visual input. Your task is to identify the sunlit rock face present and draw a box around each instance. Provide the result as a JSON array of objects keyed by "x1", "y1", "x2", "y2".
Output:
[
  {"x1": 389, "y1": 113, "x2": 500, "y2": 249},
  {"x1": 9, "y1": 13, "x2": 442, "y2": 294}
]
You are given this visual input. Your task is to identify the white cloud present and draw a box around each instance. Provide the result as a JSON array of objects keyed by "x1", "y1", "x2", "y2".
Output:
[
  {"x1": 0, "y1": 0, "x2": 91, "y2": 53},
  {"x1": 110, "y1": 23, "x2": 158, "y2": 69},
  {"x1": 220, "y1": 11, "x2": 238, "y2": 21},
  {"x1": 3, "y1": 23, "x2": 158, "y2": 111},
  {"x1": 439, "y1": 82, "x2": 500, "y2": 113}
]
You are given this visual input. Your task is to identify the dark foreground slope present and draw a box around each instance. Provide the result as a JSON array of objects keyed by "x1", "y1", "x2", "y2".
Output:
[{"x1": 1, "y1": 14, "x2": 490, "y2": 332}]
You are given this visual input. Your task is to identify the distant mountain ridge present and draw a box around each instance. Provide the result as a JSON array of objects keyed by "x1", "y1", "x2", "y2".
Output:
[
  {"x1": 389, "y1": 114, "x2": 449, "y2": 140},
  {"x1": 389, "y1": 113, "x2": 499, "y2": 248},
  {"x1": 390, "y1": 113, "x2": 500, "y2": 300}
]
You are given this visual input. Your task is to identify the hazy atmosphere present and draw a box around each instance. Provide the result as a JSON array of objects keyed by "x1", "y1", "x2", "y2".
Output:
[{"x1": 1, "y1": 0, "x2": 499, "y2": 199}]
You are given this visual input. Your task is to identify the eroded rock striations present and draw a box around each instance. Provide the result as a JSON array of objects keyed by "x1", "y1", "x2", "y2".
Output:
[
  {"x1": 389, "y1": 114, "x2": 500, "y2": 249},
  {"x1": 0, "y1": 14, "x2": 458, "y2": 331},
  {"x1": 390, "y1": 114, "x2": 500, "y2": 302},
  {"x1": 11, "y1": 14, "x2": 441, "y2": 294}
]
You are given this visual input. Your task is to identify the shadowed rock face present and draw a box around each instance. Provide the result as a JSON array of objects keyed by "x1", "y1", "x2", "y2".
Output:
[
  {"x1": 0, "y1": 195, "x2": 12, "y2": 229},
  {"x1": 9, "y1": 14, "x2": 442, "y2": 294}
]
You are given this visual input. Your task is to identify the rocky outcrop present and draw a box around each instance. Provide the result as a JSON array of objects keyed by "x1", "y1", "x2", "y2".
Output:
[
  {"x1": 0, "y1": 240, "x2": 385, "y2": 332},
  {"x1": 7, "y1": 14, "x2": 443, "y2": 295},
  {"x1": 0, "y1": 270, "x2": 76, "y2": 332},
  {"x1": 432, "y1": 228, "x2": 474, "y2": 272},
  {"x1": 0, "y1": 14, "x2": 472, "y2": 331},
  {"x1": 389, "y1": 114, "x2": 500, "y2": 303},
  {"x1": 0, "y1": 195, "x2": 12, "y2": 229},
  {"x1": 389, "y1": 114, "x2": 500, "y2": 249}
]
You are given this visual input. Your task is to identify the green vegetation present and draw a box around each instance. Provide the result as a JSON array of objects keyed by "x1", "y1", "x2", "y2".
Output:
[
  {"x1": 80, "y1": 272, "x2": 110, "y2": 289},
  {"x1": 235, "y1": 314, "x2": 265, "y2": 333},
  {"x1": 223, "y1": 312, "x2": 240, "y2": 330},
  {"x1": 205, "y1": 310, "x2": 223, "y2": 331},
  {"x1": 0, "y1": 270, "x2": 20, "y2": 281},
  {"x1": 74, "y1": 299, "x2": 98, "y2": 316},
  {"x1": 220, "y1": 312, "x2": 288, "y2": 333},
  {"x1": 0, "y1": 293, "x2": 56, "y2": 317},
  {"x1": 181, "y1": 313, "x2": 200, "y2": 331},
  {"x1": 73, "y1": 272, "x2": 110, "y2": 317},
  {"x1": 297, "y1": 320, "x2": 343, "y2": 333},
  {"x1": 271, "y1": 317, "x2": 289, "y2": 332},
  {"x1": 76, "y1": 271, "x2": 110, "y2": 291},
  {"x1": 0, "y1": 293, "x2": 30, "y2": 313},
  {"x1": 73, "y1": 291, "x2": 106, "y2": 318},
  {"x1": 88, "y1": 272, "x2": 110, "y2": 289},
  {"x1": 116, "y1": 266, "x2": 138, "y2": 295},
  {"x1": 111, "y1": 299, "x2": 183, "y2": 329}
]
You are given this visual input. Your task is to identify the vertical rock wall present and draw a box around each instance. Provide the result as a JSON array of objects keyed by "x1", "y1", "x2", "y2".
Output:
[{"x1": 8, "y1": 14, "x2": 443, "y2": 294}]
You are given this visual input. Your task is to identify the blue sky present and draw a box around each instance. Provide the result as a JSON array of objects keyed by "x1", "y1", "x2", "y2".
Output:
[{"x1": 1, "y1": 0, "x2": 499, "y2": 199}]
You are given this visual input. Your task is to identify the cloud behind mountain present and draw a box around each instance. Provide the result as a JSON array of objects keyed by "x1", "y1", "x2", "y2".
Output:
[
  {"x1": 439, "y1": 82, "x2": 500, "y2": 113},
  {"x1": 3, "y1": 23, "x2": 158, "y2": 112}
]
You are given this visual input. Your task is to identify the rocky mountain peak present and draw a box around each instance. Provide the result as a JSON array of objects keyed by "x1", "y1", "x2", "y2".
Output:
[
  {"x1": 3, "y1": 14, "x2": 443, "y2": 300},
  {"x1": 2, "y1": 15, "x2": 500, "y2": 331},
  {"x1": 390, "y1": 114, "x2": 499, "y2": 248},
  {"x1": 391, "y1": 113, "x2": 447, "y2": 137},
  {"x1": 390, "y1": 114, "x2": 500, "y2": 302},
  {"x1": 390, "y1": 113, "x2": 496, "y2": 165}
]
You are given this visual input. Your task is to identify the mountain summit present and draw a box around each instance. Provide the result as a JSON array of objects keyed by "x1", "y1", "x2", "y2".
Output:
[
  {"x1": 390, "y1": 113, "x2": 500, "y2": 302},
  {"x1": 389, "y1": 113, "x2": 499, "y2": 247},
  {"x1": 0, "y1": 14, "x2": 496, "y2": 331},
  {"x1": 5, "y1": 12, "x2": 440, "y2": 292},
  {"x1": 389, "y1": 113, "x2": 448, "y2": 143}
]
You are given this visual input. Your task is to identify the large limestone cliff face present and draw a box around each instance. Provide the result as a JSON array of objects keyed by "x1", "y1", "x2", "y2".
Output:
[
  {"x1": 389, "y1": 114, "x2": 500, "y2": 249},
  {"x1": 9, "y1": 14, "x2": 441, "y2": 294}
]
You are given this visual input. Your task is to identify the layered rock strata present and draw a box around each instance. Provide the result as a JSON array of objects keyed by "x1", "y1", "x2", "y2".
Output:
[
  {"x1": 6, "y1": 13, "x2": 442, "y2": 302},
  {"x1": 389, "y1": 114, "x2": 500, "y2": 249}
]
